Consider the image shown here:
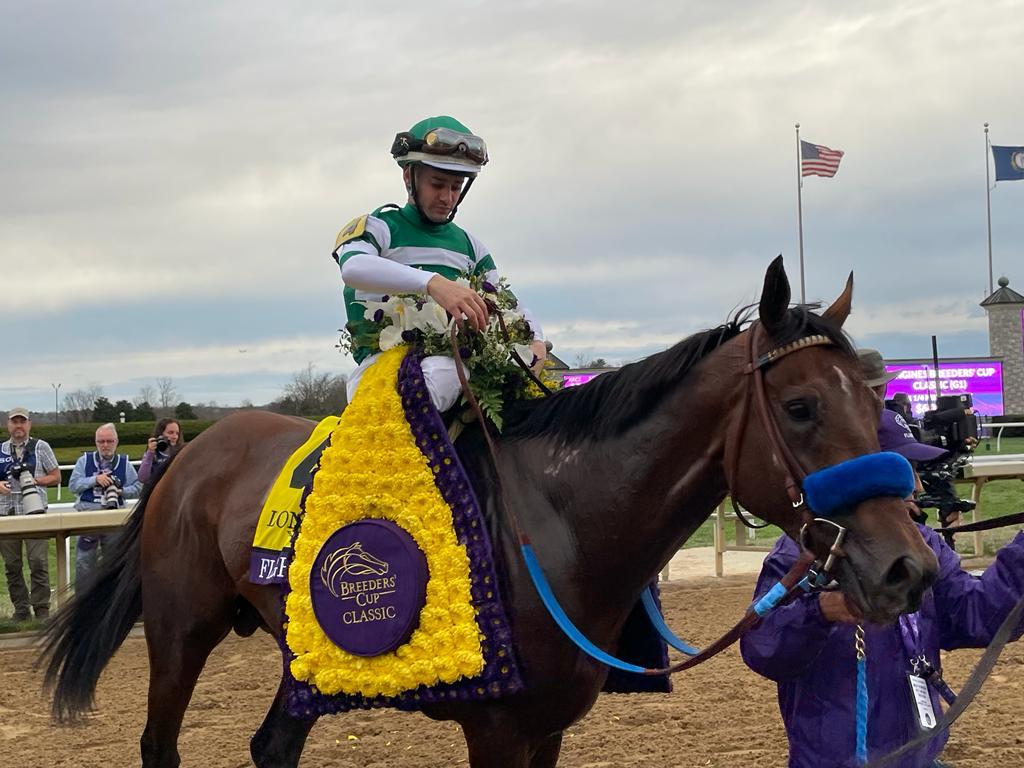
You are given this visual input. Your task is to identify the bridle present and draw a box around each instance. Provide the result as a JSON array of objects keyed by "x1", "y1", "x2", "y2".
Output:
[{"x1": 721, "y1": 321, "x2": 856, "y2": 577}]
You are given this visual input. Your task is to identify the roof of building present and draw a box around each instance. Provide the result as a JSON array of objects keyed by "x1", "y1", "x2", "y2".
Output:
[{"x1": 980, "y1": 276, "x2": 1024, "y2": 307}]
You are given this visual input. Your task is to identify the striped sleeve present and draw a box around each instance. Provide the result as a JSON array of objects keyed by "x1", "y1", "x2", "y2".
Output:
[{"x1": 333, "y1": 215, "x2": 392, "y2": 268}]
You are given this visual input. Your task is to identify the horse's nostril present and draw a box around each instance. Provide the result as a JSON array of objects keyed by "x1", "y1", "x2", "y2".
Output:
[{"x1": 885, "y1": 555, "x2": 923, "y2": 589}]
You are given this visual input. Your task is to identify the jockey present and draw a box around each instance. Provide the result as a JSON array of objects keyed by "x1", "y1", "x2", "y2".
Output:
[{"x1": 333, "y1": 115, "x2": 547, "y2": 412}]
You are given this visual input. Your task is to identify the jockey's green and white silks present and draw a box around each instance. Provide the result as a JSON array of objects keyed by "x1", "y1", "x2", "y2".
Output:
[{"x1": 334, "y1": 203, "x2": 497, "y2": 364}]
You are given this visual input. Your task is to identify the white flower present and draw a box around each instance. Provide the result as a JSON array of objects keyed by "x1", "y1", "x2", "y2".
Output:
[
  {"x1": 378, "y1": 325, "x2": 404, "y2": 351},
  {"x1": 513, "y1": 343, "x2": 537, "y2": 366},
  {"x1": 407, "y1": 301, "x2": 451, "y2": 334},
  {"x1": 501, "y1": 309, "x2": 524, "y2": 327}
]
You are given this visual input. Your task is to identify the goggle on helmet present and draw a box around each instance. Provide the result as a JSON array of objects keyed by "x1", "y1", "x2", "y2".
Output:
[{"x1": 391, "y1": 126, "x2": 488, "y2": 175}]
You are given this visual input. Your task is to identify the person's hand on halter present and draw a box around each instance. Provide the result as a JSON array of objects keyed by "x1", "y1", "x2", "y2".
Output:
[{"x1": 819, "y1": 591, "x2": 864, "y2": 624}]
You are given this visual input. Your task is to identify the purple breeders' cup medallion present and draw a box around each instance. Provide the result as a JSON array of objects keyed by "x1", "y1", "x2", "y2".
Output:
[{"x1": 310, "y1": 519, "x2": 428, "y2": 657}]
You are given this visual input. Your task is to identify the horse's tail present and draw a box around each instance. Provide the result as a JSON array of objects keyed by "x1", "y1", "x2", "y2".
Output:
[{"x1": 39, "y1": 451, "x2": 180, "y2": 721}]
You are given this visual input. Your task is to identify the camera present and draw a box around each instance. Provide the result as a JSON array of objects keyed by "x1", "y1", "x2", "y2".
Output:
[
  {"x1": 916, "y1": 453, "x2": 976, "y2": 547},
  {"x1": 919, "y1": 394, "x2": 978, "y2": 454},
  {"x1": 101, "y1": 474, "x2": 123, "y2": 509},
  {"x1": 9, "y1": 460, "x2": 45, "y2": 515},
  {"x1": 155, "y1": 435, "x2": 171, "y2": 453}
]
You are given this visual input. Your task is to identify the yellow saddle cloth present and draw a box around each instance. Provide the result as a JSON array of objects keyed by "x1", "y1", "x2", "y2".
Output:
[{"x1": 283, "y1": 346, "x2": 491, "y2": 701}]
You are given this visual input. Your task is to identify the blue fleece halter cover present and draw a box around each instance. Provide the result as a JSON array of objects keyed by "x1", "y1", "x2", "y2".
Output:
[{"x1": 802, "y1": 451, "x2": 915, "y2": 517}]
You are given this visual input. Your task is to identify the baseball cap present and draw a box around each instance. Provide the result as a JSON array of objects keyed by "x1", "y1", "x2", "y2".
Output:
[
  {"x1": 877, "y1": 409, "x2": 948, "y2": 462},
  {"x1": 858, "y1": 348, "x2": 900, "y2": 389},
  {"x1": 7, "y1": 406, "x2": 30, "y2": 420}
]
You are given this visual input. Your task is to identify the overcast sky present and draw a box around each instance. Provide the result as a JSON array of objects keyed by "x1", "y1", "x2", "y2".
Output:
[{"x1": 4, "y1": 0, "x2": 1023, "y2": 413}]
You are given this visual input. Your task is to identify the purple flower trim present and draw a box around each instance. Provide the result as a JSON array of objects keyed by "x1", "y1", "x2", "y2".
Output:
[{"x1": 278, "y1": 354, "x2": 523, "y2": 719}]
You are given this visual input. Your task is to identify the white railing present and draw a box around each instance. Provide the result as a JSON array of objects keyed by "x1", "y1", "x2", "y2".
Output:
[{"x1": 979, "y1": 422, "x2": 1024, "y2": 453}]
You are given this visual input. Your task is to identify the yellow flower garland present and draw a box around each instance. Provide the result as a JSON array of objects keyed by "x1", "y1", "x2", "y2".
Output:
[{"x1": 284, "y1": 345, "x2": 484, "y2": 697}]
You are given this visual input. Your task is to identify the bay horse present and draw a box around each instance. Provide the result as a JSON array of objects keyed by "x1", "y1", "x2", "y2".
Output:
[{"x1": 41, "y1": 258, "x2": 938, "y2": 767}]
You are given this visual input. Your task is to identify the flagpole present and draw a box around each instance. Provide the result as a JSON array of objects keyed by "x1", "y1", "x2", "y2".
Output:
[
  {"x1": 795, "y1": 123, "x2": 806, "y2": 304},
  {"x1": 984, "y1": 122, "x2": 993, "y2": 296}
]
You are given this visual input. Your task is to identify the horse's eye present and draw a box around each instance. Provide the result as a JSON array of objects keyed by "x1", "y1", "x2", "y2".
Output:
[{"x1": 784, "y1": 399, "x2": 815, "y2": 422}]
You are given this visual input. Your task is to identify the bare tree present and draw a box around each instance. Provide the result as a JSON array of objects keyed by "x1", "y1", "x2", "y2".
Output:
[
  {"x1": 62, "y1": 383, "x2": 104, "y2": 423},
  {"x1": 134, "y1": 384, "x2": 157, "y2": 407},
  {"x1": 272, "y1": 363, "x2": 347, "y2": 416},
  {"x1": 156, "y1": 377, "x2": 178, "y2": 410}
]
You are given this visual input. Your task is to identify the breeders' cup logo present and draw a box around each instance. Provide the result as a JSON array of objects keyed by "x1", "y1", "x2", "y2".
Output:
[
  {"x1": 1012, "y1": 151, "x2": 1024, "y2": 173},
  {"x1": 321, "y1": 541, "x2": 389, "y2": 595},
  {"x1": 310, "y1": 519, "x2": 428, "y2": 657}
]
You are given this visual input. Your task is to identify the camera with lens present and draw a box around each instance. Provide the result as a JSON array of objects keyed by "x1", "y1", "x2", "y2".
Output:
[
  {"x1": 919, "y1": 394, "x2": 978, "y2": 455},
  {"x1": 914, "y1": 394, "x2": 978, "y2": 546},
  {"x1": 101, "y1": 474, "x2": 123, "y2": 509},
  {"x1": 8, "y1": 460, "x2": 45, "y2": 515},
  {"x1": 155, "y1": 435, "x2": 171, "y2": 454}
]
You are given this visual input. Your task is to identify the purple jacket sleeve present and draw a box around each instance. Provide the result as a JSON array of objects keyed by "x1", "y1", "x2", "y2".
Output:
[
  {"x1": 138, "y1": 450, "x2": 155, "y2": 485},
  {"x1": 740, "y1": 536, "x2": 836, "y2": 682},
  {"x1": 929, "y1": 527, "x2": 1024, "y2": 649}
]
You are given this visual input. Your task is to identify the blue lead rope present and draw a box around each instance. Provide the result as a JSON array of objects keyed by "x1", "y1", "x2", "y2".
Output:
[{"x1": 856, "y1": 625, "x2": 868, "y2": 765}]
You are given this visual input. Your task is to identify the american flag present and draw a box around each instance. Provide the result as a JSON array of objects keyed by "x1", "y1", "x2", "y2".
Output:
[{"x1": 801, "y1": 140, "x2": 844, "y2": 178}]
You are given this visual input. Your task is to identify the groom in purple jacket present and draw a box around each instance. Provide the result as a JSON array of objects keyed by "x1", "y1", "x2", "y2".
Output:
[{"x1": 741, "y1": 409, "x2": 1024, "y2": 767}]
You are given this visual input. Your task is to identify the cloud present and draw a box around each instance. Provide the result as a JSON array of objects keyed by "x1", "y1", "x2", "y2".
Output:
[{"x1": 3, "y1": 0, "x2": 1022, "y2": 410}]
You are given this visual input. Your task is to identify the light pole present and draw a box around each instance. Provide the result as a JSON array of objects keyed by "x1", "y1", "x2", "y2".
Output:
[{"x1": 51, "y1": 382, "x2": 62, "y2": 424}]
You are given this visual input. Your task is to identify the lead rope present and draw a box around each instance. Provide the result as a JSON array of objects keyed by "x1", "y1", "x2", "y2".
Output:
[{"x1": 856, "y1": 624, "x2": 868, "y2": 765}]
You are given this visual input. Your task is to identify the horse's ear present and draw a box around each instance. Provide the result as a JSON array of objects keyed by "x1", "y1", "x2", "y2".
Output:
[
  {"x1": 821, "y1": 272, "x2": 854, "y2": 328},
  {"x1": 759, "y1": 255, "x2": 791, "y2": 335}
]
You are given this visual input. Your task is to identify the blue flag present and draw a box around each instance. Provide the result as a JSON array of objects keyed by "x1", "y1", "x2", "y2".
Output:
[{"x1": 992, "y1": 145, "x2": 1024, "y2": 181}]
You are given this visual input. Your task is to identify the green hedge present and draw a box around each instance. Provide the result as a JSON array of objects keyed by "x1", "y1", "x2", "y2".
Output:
[{"x1": 0, "y1": 419, "x2": 217, "y2": 448}]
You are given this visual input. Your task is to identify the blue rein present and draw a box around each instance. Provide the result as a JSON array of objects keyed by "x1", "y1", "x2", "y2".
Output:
[{"x1": 522, "y1": 451, "x2": 915, "y2": 684}]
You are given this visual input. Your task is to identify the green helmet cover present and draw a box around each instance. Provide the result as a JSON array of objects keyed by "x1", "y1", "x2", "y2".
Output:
[
  {"x1": 394, "y1": 115, "x2": 486, "y2": 174},
  {"x1": 407, "y1": 115, "x2": 473, "y2": 140}
]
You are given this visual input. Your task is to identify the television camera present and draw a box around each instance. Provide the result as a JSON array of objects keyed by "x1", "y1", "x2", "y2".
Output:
[{"x1": 889, "y1": 394, "x2": 978, "y2": 547}]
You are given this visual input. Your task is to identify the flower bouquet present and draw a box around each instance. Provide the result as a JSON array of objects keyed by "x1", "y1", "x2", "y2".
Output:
[{"x1": 339, "y1": 275, "x2": 541, "y2": 429}]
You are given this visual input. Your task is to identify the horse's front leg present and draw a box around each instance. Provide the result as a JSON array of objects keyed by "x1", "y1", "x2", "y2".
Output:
[
  {"x1": 464, "y1": 723, "x2": 563, "y2": 768},
  {"x1": 249, "y1": 678, "x2": 317, "y2": 768},
  {"x1": 530, "y1": 732, "x2": 564, "y2": 767}
]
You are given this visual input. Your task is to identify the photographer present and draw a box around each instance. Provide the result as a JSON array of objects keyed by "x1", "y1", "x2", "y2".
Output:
[
  {"x1": 68, "y1": 423, "x2": 141, "y2": 591},
  {"x1": 0, "y1": 407, "x2": 60, "y2": 621},
  {"x1": 138, "y1": 418, "x2": 184, "y2": 485}
]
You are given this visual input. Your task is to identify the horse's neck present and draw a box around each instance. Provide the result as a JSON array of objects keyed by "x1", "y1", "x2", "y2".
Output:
[{"x1": 500, "y1": 356, "x2": 741, "y2": 606}]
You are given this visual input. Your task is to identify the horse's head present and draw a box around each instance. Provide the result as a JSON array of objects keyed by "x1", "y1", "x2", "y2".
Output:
[{"x1": 726, "y1": 257, "x2": 938, "y2": 624}]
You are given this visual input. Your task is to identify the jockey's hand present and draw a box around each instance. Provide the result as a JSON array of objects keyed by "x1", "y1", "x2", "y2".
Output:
[
  {"x1": 529, "y1": 339, "x2": 548, "y2": 375},
  {"x1": 427, "y1": 275, "x2": 488, "y2": 332},
  {"x1": 819, "y1": 591, "x2": 863, "y2": 624}
]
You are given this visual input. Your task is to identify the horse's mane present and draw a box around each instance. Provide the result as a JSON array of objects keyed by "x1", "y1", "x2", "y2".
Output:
[{"x1": 503, "y1": 305, "x2": 853, "y2": 443}]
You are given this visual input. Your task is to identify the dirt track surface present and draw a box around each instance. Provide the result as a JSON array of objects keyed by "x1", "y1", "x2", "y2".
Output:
[{"x1": 3, "y1": 575, "x2": 1024, "y2": 767}]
